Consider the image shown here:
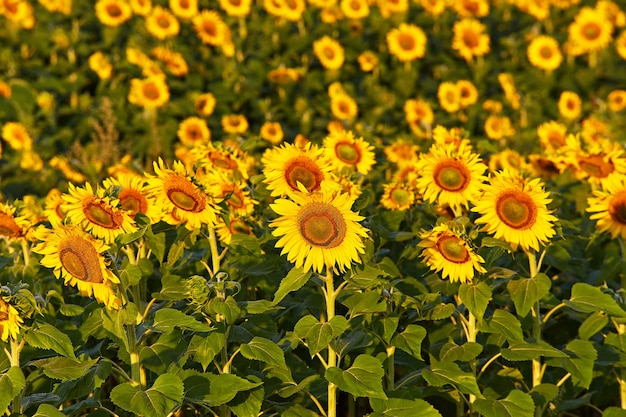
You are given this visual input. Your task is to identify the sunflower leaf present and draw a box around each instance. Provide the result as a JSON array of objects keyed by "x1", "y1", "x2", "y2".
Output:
[
  {"x1": 391, "y1": 324, "x2": 427, "y2": 360},
  {"x1": 472, "y1": 389, "x2": 535, "y2": 417},
  {"x1": 325, "y1": 354, "x2": 387, "y2": 399},
  {"x1": 459, "y1": 281, "x2": 492, "y2": 320},
  {"x1": 110, "y1": 373, "x2": 184, "y2": 417},
  {"x1": 423, "y1": 361, "x2": 483, "y2": 398},
  {"x1": 271, "y1": 267, "x2": 311, "y2": 305},
  {"x1": 507, "y1": 273, "x2": 551, "y2": 317},
  {"x1": 239, "y1": 336, "x2": 287, "y2": 368},
  {"x1": 0, "y1": 367, "x2": 25, "y2": 414},
  {"x1": 26, "y1": 322, "x2": 77, "y2": 359},
  {"x1": 564, "y1": 283, "x2": 626, "y2": 317},
  {"x1": 369, "y1": 397, "x2": 443, "y2": 417}
]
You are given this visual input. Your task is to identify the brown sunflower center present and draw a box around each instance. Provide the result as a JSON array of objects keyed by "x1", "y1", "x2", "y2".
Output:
[
  {"x1": 285, "y1": 157, "x2": 324, "y2": 192},
  {"x1": 0, "y1": 213, "x2": 22, "y2": 238},
  {"x1": 143, "y1": 83, "x2": 160, "y2": 100},
  {"x1": 166, "y1": 176, "x2": 206, "y2": 212},
  {"x1": 436, "y1": 235, "x2": 470, "y2": 263},
  {"x1": 609, "y1": 192, "x2": 626, "y2": 225},
  {"x1": 566, "y1": 99, "x2": 577, "y2": 111},
  {"x1": 578, "y1": 154, "x2": 614, "y2": 178},
  {"x1": 298, "y1": 202, "x2": 347, "y2": 248},
  {"x1": 84, "y1": 200, "x2": 124, "y2": 229},
  {"x1": 434, "y1": 160, "x2": 471, "y2": 192},
  {"x1": 106, "y1": 4, "x2": 122, "y2": 17},
  {"x1": 548, "y1": 132, "x2": 566, "y2": 148},
  {"x1": 398, "y1": 33, "x2": 416, "y2": 51},
  {"x1": 223, "y1": 188, "x2": 244, "y2": 208},
  {"x1": 349, "y1": 0, "x2": 361, "y2": 11},
  {"x1": 581, "y1": 23, "x2": 601, "y2": 41},
  {"x1": 323, "y1": 47, "x2": 336, "y2": 60},
  {"x1": 203, "y1": 21, "x2": 217, "y2": 36},
  {"x1": 208, "y1": 151, "x2": 239, "y2": 170},
  {"x1": 496, "y1": 190, "x2": 537, "y2": 230},
  {"x1": 157, "y1": 17, "x2": 171, "y2": 28},
  {"x1": 462, "y1": 29, "x2": 479, "y2": 48},
  {"x1": 539, "y1": 46, "x2": 553, "y2": 59},
  {"x1": 390, "y1": 187, "x2": 411, "y2": 206},
  {"x1": 59, "y1": 236, "x2": 105, "y2": 283},
  {"x1": 119, "y1": 189, "x2": 148, "y2": 215},
  {"x1": 335, "y1": 142, "x2": 361, "y2": 164}
]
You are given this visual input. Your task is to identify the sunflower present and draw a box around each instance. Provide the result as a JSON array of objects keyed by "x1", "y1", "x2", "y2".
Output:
[
  {"x1": 102, "y1": 173, "x2": 163, "y2": 223},
  {"x1": 567, "y1": 7, "x2": 613, "y2": 55},
  {"x1": 484, "y1": 115, "x2": 515, "y2": 141},
  {"x1": 357, "y1": 51, "x2": 379, "y2": 72},
  {"x1": 527, "y1": 35, "x2": 563, "y2": 72},
  {"x1": 416, "y1": 143, "x2": 487, "y2": 215},
  {"x1": 330, "y1": 93, "x2": 358, "y2": 121},
  {"x1": 340, "y1": 0, "x2": 369, "y2": 20},
  {"x1": 537, "y1": 120, "x2": 568, "y2": 152},
  {"x1": 128, "y1": 75, "x2": 170, "y2": 109},
  {"x1": 384, "y1": 140, "x2": 419, "y2": 166},
  {"x1": 62, "y1": 183, "x2": 138, "y2": 243},
  {"x1": 323, "y1": 130, "x2": 376, "y2": 175},
  {"x1": 563, "y1": 136, "x2": 626, "y2": 186},
  {"x1": 488, "y1": 149, "x2": 531, "y2": 174},
  {"x1": 20, "y1": 150, "x2": 43, "y2": 172},
  {"x1": 88, "y1": 51, "x2": 113, "y2": 80},
  {"x1": 216, "y1": 216, "x2": 255, "y2": 245},
  {"x1": 192, "y1": 9, "x2": 227, "y2": 46},
  {"x1": 587, "y1": 173, "x2": 626, "y2": 240},
  {"x1": 1, "y1": 121, "x2": 32, "y2": 150},
  {"x1": 145, "y1": 5, "x2": 179, "y2": 39},
  {"x1": 200, "y1": 171, "x2": 257, "y2": 217},
  {"x1": 472, "y1": 170, "x2": 558, "y2": 252},
  {"x1": 482, "y1": 99, "x2": 503, "y2": 114},
  {"x1": 386, "y1": 23, "x2": 427, "y2": 63},
  {"x1": 0, "y1": 297, "x2": 23, "y2": 342},
  {"x1": 219, "y1": 0, "x2": 252, "y2": 17},
  {"x1": 260, "y1": 122, "x2": 284, "y2": 145},
  {"x1": 380, "y1": 182, "x2": 416, "y2": 210},
  {"x1": 378, "y1": 0, "x2": 408, "y2": 16},
  {"x1": 498, "y1": 73, "x2": 521, "y2": 110},
  {"x1": 608, "y1": 90, "x2": 626, "y2": 112},
  {"x1": 438, "y1": 81, "x2": 462, "y2": 113},
  {"x1": 262, "y1": 142, "x2": 336, "y2": 198},
  {"x1": 177, "y1": 117, "x2": 211, "y2": 146},
  {"x1": 0, "y1": 202, "x2": 31, "y2": 241},
  {"x1": 616, "y1": 30, "x2": 626, "y2": 59},
  {"x1": 313, "y1": 36, "x2": 345, "y2": 70},
  {"x1": 169, "y1": 0, "x2": 197, "y2": 19},
  {"x1": 130, "y1": 0, "x2": 152, "y2": 16},
  {"x1": 419, "y1": 0, "x2": 446, "y2": 16},
  {"x1": 404, "y1": 98, "x2": 434, "y2": 136},
  {"x1": 457, "y1": 80, "x2": 478, "y2": 108},
  {"x1": 419, "y1": 223, "x2": 486, "y2": 283},
  {"x1": 33, "y1": 225, "x2": 121, "y2": 309},
  {"x1": 451, "y1": 0, "x2": 488, "y2": 18},
  {"x1": 221, "y1": 114, "x2": 249, "y2": 134},
  {"x1": 432, "y1": 125, "x2": 471, "y2": 150},
  {"x1": 558, "y1": 91, "x2": 582, "y2": 120},
  {"x1": 0, "y1": 80, "x2": 11, "y2": 98},
  {"x1": 270, "y1": 190, "x2": 368, "y2": 273},
  {"x1": 194, "y1": 92, "x2": 216, "y2": 116},
  {"x1": 151, "y1": 47, "x2": 188, "y2": 77},
  {"x1": 268, "y1": 67, "x2": 302, "y2": 84},
  {"x1": 452, "y1": 18, "x2": 490, "y2": 62},
  {"x1": 278, "y1": 0, "x2": 307, "y2": 22},
  {"x1": 95, "y1": 0, "x2": 133, "y2": 27},
  {"x1": 49, "y1": 156, "x2": 86, "y2": 184},
  {"x1": 191, "y1": 143, "x2": 253, "y2": 180}
]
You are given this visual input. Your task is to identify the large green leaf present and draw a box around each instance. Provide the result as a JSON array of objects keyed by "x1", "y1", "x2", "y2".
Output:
[
  {"x1": 347, "y1": 265, "x2": 391, "y2": 289},
  {"x1": 184, "y1": 373, "x2": 262, "y2": 406},
  {"x1": 32, "y1": 404, "x2": 66, "y2": 417},
  {"x1": 578, "y1": 312, "x2": 609, "y2": 340},
  {"x1": 501, "y1": 340, "x2": 567, "y2": 361},
  {"x1": 342, "y1": 291, "x2": 387, "y2": 318},
  {"x1": 369, "y1": 397, "x2": 443, "y2": 417},
  {"x1": 391, "y1": 324, "x2": 427, "y2": 360},
  {"x1": 473, "y1": 390, "x2": 535, "y2": 417},
  {"x1": 603, "y1": 407, "x2": 626, "y2": 417},
  {"x1": 459, "y1": 282, "x2": 492, "y2": 320},
  {"x1": 0, "y1": 367, "x2": 25, "y2": 414},
  {"x1": 190, "y1": 332, "x2": 225, "y2": 371},
  {"x1": 547, "y1": 339, "x2": 597, "y2": 389},
  {"x1": 30, "y1": 356, "x2": 99, "y2": 381},
  {"x1": 480, "y1": 310, "x2": 523, "y2": 342},
  {"x1": 110, "y1": 373, "x2": 184, "y2": 417},
  {"x1": 440, "y1": 341, "x2": 483, "y2": 362},
  {"x1": 271, "y1": 267, "x2": 311, "y2": 305},
  {"x1": 507, "y1": 273, "x2": 551, "y2": 317},
  {"x1": 565, "y1": 283, "x2": 626, "y2": 317},
  {"x1": 422, "y1": 361, "x2": 483, "y2": 398},
  {"x1": 152, "y1": 308, "x2": 213, "y2": 333},
  {"x1": 325, "y1": 354, "x2": 387, "y2": 399},
  {"x1": 230, "y1": 376, "x2": 264, "y2": 417},
  {"x1": 26, "y1": 322, "x2": 77, "y2": 359},
  {"x1": 239, "y1": 336, "x2": 287, "y2": 368}
]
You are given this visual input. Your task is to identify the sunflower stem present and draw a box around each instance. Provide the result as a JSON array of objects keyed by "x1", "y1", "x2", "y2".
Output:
[
  {"x1": 20, "y1": 239, "x2": 30, "y2": 267},
  {"x1": 386, "y1": 345, "x2": 395, "y2": 390},
  {"x1": 527, "y1": 250, "x2": 543, "y2": 417},
  {"x1": 618, "y1": 238, "x2": 626, "y2": 409},
  {"x1": 324, "y1": 269, "x2": 338, "y2": 417},
  {"x1": 208, "y1": 226, "x2": 221, "y2": 279},
  {"x1": 467, "y1": 311, "x2": 477, "y2": 405},
  {"x1": 9, "y1": 338, "x2": 24, "y2": 414}
]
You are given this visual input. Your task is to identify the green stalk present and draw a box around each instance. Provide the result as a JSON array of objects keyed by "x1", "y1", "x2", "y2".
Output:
[
  {"x1": 324, "y1": 269, "x2": 338, "y2": 417},
  {"x1": 468, "y1": 311, "x2": 477, "y2": 406},
  {"x1": 526, "y1": 250, "x2": 543, "y2": 417},
  {"x1": 386, "y1": 345, "x2": 395, "y2": 390},
  {"x1": 9, "y1": 338, "x2": 24, "y2": 414},
  {"x1": 619, "y1": 238, "x2": 626, "y2": 409}
]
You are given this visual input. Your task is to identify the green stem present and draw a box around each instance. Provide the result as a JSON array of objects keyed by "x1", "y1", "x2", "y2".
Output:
[
  {"x1": 20, "y1": 239, "x2": 30, "y2": 267},
  {"x1": 127, "y1": 322, "x2": 146, "y2": 389},
  {"x1": 468, "y1": 311, "x2": 477, "y2": 405},
  {"x1": 386, "y1": 345, "x2": 395, "y2": 390},
  {"x1": 10, "y1": 338, "x2": 24, "y2": 414},
  {"x1": 324, "y1": 269, "x2": 337, "y2": 417},
  {"x1": 208, "y1": 226, "x2": 221, "y2": 279},
  {"x1": 619, "y1": 239, "x2": 626, "y2": 409},
  {"x1": 527, "y1": 250, "x2": 542, "y2": 417}
]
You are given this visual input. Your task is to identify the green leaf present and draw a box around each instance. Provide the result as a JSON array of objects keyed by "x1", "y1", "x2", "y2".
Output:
[
  {"x1": 578, "y1": 312, "x2": 609, "y2": 340},
  {"x1": 473, "y1": 390, "x2": 535, "y2": 417},
  {"x1": 295, "y1": 315, "x2": 333, "y2": 357},
  {"x1": 325, "y1": 354, "x2": 387, "y2": 399},
  {"x1": 481, "y1": 237, "x2": 512, "y2": 252},
  {"x1": 271, "y1": 267, "x2": 311, "y2": 305},
  {"x1": 240, "y1": 336, "x2": 287, "y2": 368},
  {"x1": 440, "y1": 341, "x2": 483, "y2": 362},
  {"x1": 530, "y1": 384, "x2": 559, "y2": 408},
  {"x1": 282, "y1": 405, "x2": 321, "y2": 417},
  {"x1": 391, "y1": 324, "x2": 427, "y2": 360},
  {"x1": 0, "y1": 367, "x2": 26, "y2": 414},
  {"x1": 184, "y1": 373, "x2": 262, "y2": 406},
  {"x1": 548, "y1": 340, "x2": 597, "y2": 389},
  {"x1": 423, "y1": 361, "x2": 483, "y2": 398},
  {"x1": 369, "y1": 397, "x2": 443, "y2": 417},
  {"x1": 481, "y1": 310, "x2": 523, "y2": 342},
  {"x1": 152, "y1": 308, "x2": 213, "y2": 333},
  {"x1": 348, "y1": 265, "x2": 391, "y2": 289},
  {"x1": 603, "y1": 407, "x2": 626, "y2": 417},
  {"x1": 32, "y1": 404, "x2": 66, "y2": 417},
  {"x1": 342, "y1": 291, "x2": 387, "y2": 318},
  {"x1": 110, "y1": 373, "x2": 184, "y2": 417},
  {"x1": 230, "y1": 376, "x2": 264, "y2": 417},
  {"x1": 208, "y1": 296, "x2": 241, "y2": 324},
  {"x1": 424, "y1": 303, "x2": 456, "y2": 320},
  {"x1": 459, "y1": 282, "x2": 492, "y2": 320},
  {"x1": 501, "y1": 340, "x2": 568, "y2": 361},
  {"x1": 31, "y1": 356, "x2": 99, "y2": 381},
  {"x1": 190, "y1": 332, "x2": 225, "y2": 371},
  {"x1": 119, "y1": 263, "x2": 143, "y2": 287},
  {"x1": 565, "y1": 283, "x2": 626, "y2": 317},
  {"x1": 374, "y1": 316, "x2": 400, "y2": 344},
  {"x1": 278, "y1": 375, "x2": 320, "y2": 398},
  {"x1": 59, "y1": 304, "x2": 85, "y2": 317},
  {"x1": 507, "y1": 273, "x2": 551, "y2": 317},
  {"x1": 26, "y1": 322, "x2": 77, "y2": 359}
]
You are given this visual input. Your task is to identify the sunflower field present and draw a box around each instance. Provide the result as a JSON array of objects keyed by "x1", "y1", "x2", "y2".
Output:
[{"x1": 2, "y1": 0, "x2": 626, "y2": 416}]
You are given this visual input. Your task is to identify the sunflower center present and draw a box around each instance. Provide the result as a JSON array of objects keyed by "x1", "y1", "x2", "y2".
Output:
[
  {"x1": 167, "y1": 184, "x2": 205, "y2": 212},
  {"x1": 187, "y1": 126, "x2": 201, "y2": 140},
  {"x1": 143, "y1": 83, "x2": 160, "y2": 100},
  {"x1": 157, "y1": 17, "x2": 171, "y2": 28},
  {"x1": 106, "y1": 5, "x2": 122, "y2": 17},
  {"x1": 119, "y1": 189, "x2": 147, "y2": 215},
  {"x1": 349, "y1": 0, "x2": 361, "y2": 10},
  {"x1": 335, "y1": 142, "x2": 361, "y2": 164},
  {"x1": 582, "y1": 23, "x2": 601, "y2": 41},
  {"x1": 566, "y1": 99, "x2": 577, "y2": 110},
  {"x1": 203, "y1": 21, "x2": 217, "y2": 36},
  {"x1": 59, "y1": 237, "x2": 105, "y2": 283},
  {"x1": 390, "y1": 187, "x2": 411, "y2": 205},
  {"x1": 578, "y1": 154, "x2": 614, "y2": 178},
  {"x1": 323, "y1": 47, "x2": 336, "y2": 60},
  {"x1": 398, "y1": 33, "x2": 415, "y2": 51},
  {"x1": 0, "y1": 213, "x2": 21, "y2": 238},
  {"x1": 609, "y1": 192, "x2": 626, "y2": 225},
  {"x1": 496, "y1": 190, "x2": 537, "y2": 229},
  {"x1": 539, "y1": 46, "x2": 553, "y2": 59},
  {"x1": 548, "y1": 132, "x2": 566, "y2": 148},
  {"x1": 84, "y1": 200, "x2": 123, "y2": 229},
  {"x1": 285, "y1": 157, "x2": 324, "y2": 192},
  {"x1": 434, "y1": 160, "x2": 470, "y2": 192},
  {"x1": 208, "y1": 152, "x2": 238, "y2": 170},
  {"x1": 223, "y1": 188, "x2": 244, "y2": 208},
  {"x1": 436, "y1": 235, "x2": 470, "y2": 263},
  {"x1": 462, "y1": 29, "x2": 479, "y2": 48},
  {"x1": 298, "y1": 202, "x2": 347, "y2": 248}
]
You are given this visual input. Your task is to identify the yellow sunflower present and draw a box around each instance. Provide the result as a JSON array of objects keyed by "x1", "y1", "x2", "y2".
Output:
[
  {"x1": 62, "y1": 182, "x2": 138, "y2": 243},
  {"x1": 404, "y1": 98, "x2": 434, "y2": 137},
  {"x1": 380, "y1": 182, "x2": 416, "y2": 211},
  {"x1": 260, "y1": 121, "x2": 284, "y2": 145},
  {"x1": 262, "y1": 142, "x2": 336, "y2": 198},
  {"x1": 340, "y1": 0, "x2": 369, "y2": 20},
  {"x1": 488, "y1": 149, "x2": 531, "y2": 174},
  {"x1": 221, "y1": 114, "x2": 249, "y2": 134},
  {"x1": 384, "y1": 139, "x2": 419, "y2": 166},
  {"x1": 452, "y1": 18, "x2": 490, "y2": 62},
  {"x1": 564, "y1": 136, "x2": 626, "y2": 186},
  {"x1": 0, "y1": 80, "x2": 11, "y2": 98},
  {"x1": 128, "y1": 75, "x2": 170, "y2": 109},
  {"x1": 457, "y1": 80, "x2": 478, "y2": 108},
  {"x1": 88, "y1": 51, "x2": 113, "y2": 80},
  {"x1": 386, "y1": 23, "x2": 427, "y2": 63},
  {"x1": 330, "y1": 93, "x2": 358, "y2": 121},
  {"x1": 608, "y1": 90, "x2": 626, "y2": 112},
  {"x1": 151, "y1": 47, "x2": 188, "y2": 77},
  {"x1": 484, "y1": 115, "x2": 515, "y2": 141},
  {"x1": 191, "y1": 143, "x2": 253, "y2": 180},
  {"x1": 216, "y1": 216, "x2": 255, "y2": 245},
  {"x1": 192, "y1": 9, "x2": 227, "y2": 46},
  {"x1": 102, "y1": 173, "x2": 163, "y2": 223},
  {"x1": 537, "y1": 120, "x2": 568, "y2": 152},
  {"x1": 322, "y1": 129, "x2": 376, "y2": 175},
  {"x1": 472, "y1": 170, "x2": 558, "y2": 252},
  {"x1": 0, "y1": 202, "x2": 31, "y2": 241},
  {"x1": 278, "y1": 0, "x2": 307, "y2": 22},
  {"x1": 587, "y1": 173, "x2": 626, "y2": 240},
  {"x1": 194, "y1": 92, "x2": 216, "y2": 116},
  {"x1": 313, "y1": 36, "x2": 345, "y2": 70},
  {"x1": 270, "y1": 190, "x2": 369, "y2": 273},
  {"x1": 130, "y1": 0, "x2": 152, "y2": 16},
  {"x1": 358, "y1": 51, "x2": 379, "y2": 72},
  {"x1": 419, "y1": 0, "x2": 446, "y2": 16},
  {"x1": 44, "y1": 188, "x2": 67, "y2": 227},
  {"x1": 616, "y1": 30, "x2": 626, "y2": 59},
  {"x1": 527, "y1": 35, "x2": 563, "y2": 72},
  {"x1": 378, "y1": 0, "x2": 408, "y2": 16},
  {"x1": 567, "y1": 6, "x2": 613, "y2": 55},
  {"x1": 416, "y1": 143, "x2": 487, "y2": 215},
  {"x1": 95, "y1": 0, "x2": 133, "y2": 27},
  {"x1": 498, "y1": 73, "x2": 521, "y2": 110},
  {"x1": 33, "y1": 225, "x2": 121, "y2": 309},
  {"x1": 145, "y1": 5, "x2": 179, "y2": 40},
  {"x1": 145, "y1": 158, "x2": 217, "y2": 230},
  {"x1": 169, "y1": 0, "x2": 197, "y2": 19},
  {"x1": 200, "y1": 171, "x2": 257, "y2": 217},
  {"x1": 558, "y1": 91, "x2": 582, "y2": 120},
  {"x1": 2, "y1": 121, "x2": 32, "y2": 151},
  {"x1": 177, "y1": 117, "x2": 211, "y2": 146},
  {"x1": 451, "y1": 0, "x2": 488, "y2": 18},
  {"x1": 0, "y1": 298, "x2": 23, "y2": 342},
  {"x1": 419, "y1": 223, "x2": 486, "y2": 283},
  {"x1": 438, "y1": 81, "x2": 462, "y2": 113},
  {"x1": 219, "y1": 0, "x2": 252, "y2": 17}
]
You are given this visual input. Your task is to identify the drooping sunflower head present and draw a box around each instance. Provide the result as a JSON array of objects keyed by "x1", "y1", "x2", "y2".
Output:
[
  {"x1": 472, "y1": 170, "x2": 558, "y2": 252},
  {"x1": 587, "y1": 173, "x2": 626, "y2": 240},
  {"x1": 0, "y1": 202, "x2": 31, "y2": 242},
  {"x1": 0, "y1": 297, "x2": 24, "y2": 342},
  {"x1": 322, "y1": 129, "x2": 376, "y2": 176},
  {"x1": 270, "y1": 190, "x2": 369, "y2": 273},
  {"x1": 418, "y1": 223, "x2": 486, "y2": 283}
]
